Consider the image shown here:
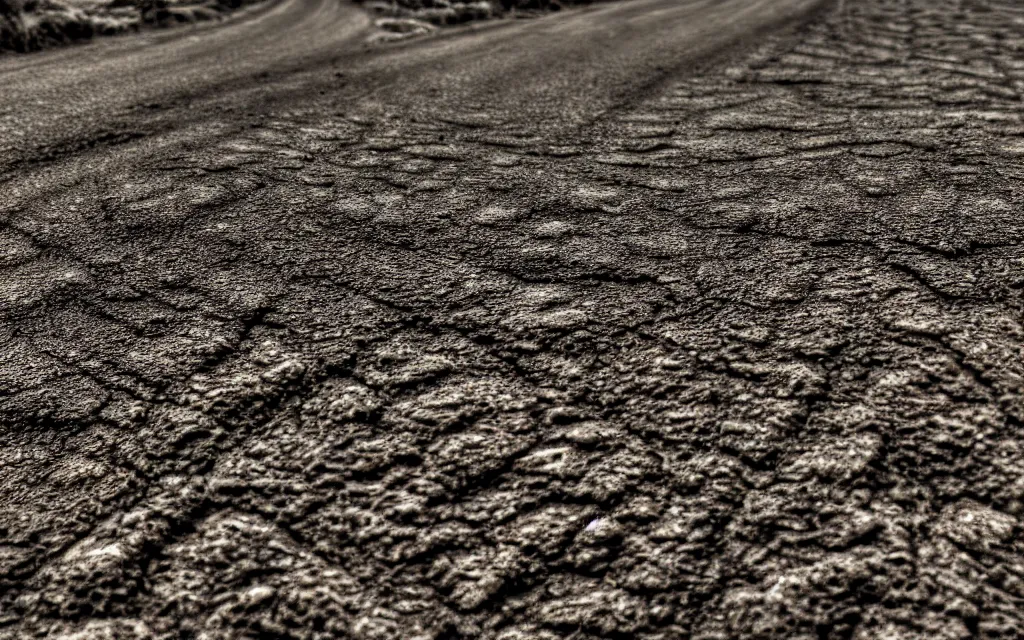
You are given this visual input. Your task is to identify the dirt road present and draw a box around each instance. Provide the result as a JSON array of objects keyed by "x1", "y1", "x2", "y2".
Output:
[{"x1": 3, "y1": 0, "x2": 1024, "y2": 637}]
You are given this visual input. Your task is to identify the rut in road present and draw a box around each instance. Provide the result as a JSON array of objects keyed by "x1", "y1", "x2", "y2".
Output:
[{"x1": 3, "y1": 0, "x2": 1024, "y2": 638}]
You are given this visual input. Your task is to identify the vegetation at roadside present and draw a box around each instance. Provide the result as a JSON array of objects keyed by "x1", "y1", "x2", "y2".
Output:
[{"x1": 0, "y1": 0, "x2": 263, "y2": 52}]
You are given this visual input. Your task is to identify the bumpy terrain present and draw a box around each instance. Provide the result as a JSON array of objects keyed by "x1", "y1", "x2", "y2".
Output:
[{"x1": 3, "y1": 0, "x2": 1024, "y2": 637}]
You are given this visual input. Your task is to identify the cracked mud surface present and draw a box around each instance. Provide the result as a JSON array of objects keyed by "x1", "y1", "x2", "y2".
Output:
[{"x1": 3, "y1": 0, "x2": 1024, "y2": 637}]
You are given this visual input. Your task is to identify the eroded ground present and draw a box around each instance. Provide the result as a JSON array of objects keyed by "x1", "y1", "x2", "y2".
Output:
[{"x1": 3, "y1": 0, "x2": 1024, "y2": 638}]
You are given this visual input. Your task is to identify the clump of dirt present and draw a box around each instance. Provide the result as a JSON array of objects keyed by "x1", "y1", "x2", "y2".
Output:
[
  {"x1": 370, "y1": 15, "x2": 437, "y2": 42},
  {"x1": 360, "y1": 0, "x2": 594, "y2": 29},
  {"x1": 0, "y1": 0, "x2": 264, "y2": 52}
]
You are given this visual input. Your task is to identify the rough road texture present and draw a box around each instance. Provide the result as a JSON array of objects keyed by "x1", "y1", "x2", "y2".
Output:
[{"x1": 3, "y1": 0, "x2": 1024, "y2": 637}]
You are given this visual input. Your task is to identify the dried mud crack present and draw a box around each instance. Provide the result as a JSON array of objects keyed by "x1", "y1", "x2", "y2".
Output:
[{"x1": 3, "y1": 0, "x2": 1024, "y2": 638}]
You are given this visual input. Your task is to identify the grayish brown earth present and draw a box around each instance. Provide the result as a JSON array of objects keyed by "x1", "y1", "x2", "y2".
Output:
[{"x1": 3, "y1": 0, "x2": 1024, "y2": 637}]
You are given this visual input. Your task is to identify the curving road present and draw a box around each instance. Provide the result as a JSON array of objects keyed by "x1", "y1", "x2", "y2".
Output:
[
  {"x1": 0, "y1": 0, "x2": 369, "y2": 171},
  {"x1": 4, "y1": 0, "x2": 1024, "y2": 637},
  {"x1": 0, "y1": 0, "x2": 821, "y2": 176}
]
